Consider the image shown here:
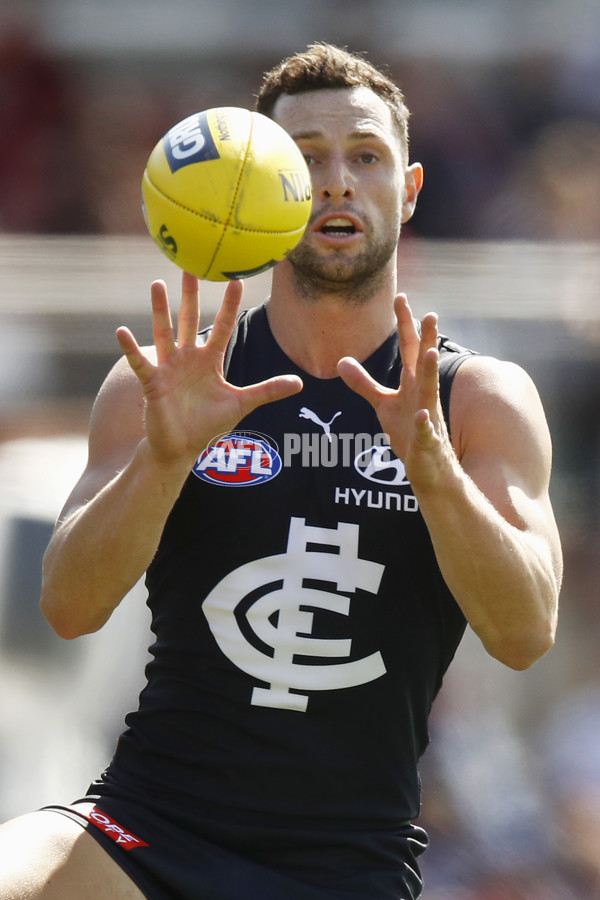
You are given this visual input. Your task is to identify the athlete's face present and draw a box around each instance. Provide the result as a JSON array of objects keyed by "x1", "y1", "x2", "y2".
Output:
[{"x1": 272, "y1": 86, "x2": 422, "y2": 297}]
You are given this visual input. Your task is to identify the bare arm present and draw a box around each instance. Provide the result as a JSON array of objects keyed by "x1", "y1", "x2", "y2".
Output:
[
  {"x1": 41, "y1": 274, "x2": 302, "y2": 639},
  {"x1": 418, "y1": 353, "x2": 561, "y2": 669},
  {"x1": 338, "y1": 295, "x2": 562, "y2": 670}
]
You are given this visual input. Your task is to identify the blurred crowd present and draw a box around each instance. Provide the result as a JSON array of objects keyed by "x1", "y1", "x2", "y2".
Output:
[
  {"x1": 1, "y1": 10, "x2": 600, "y2": 241},
  {"x1": 418, "y1": 650, "x2": 600, "y2": 898},
  {"x1": 2, "y1": 6, "x2": 600, "y2": 900}
]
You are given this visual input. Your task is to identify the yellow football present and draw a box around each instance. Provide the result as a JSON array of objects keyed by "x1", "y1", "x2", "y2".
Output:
[{"x1": 141, "y1": 107, "x2": 312, "y2": 281}]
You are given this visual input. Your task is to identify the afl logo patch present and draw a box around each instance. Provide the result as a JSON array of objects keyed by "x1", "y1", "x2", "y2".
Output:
[{"x1": 193, "y1": 433, "x2": 282, "y2": 487}]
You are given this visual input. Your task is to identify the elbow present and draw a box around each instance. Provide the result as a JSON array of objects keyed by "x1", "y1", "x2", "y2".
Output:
[
  {"x1": 481, "y1": 574, "x2": 560, "y2": 671},
  {"x1": 501, "y1": 637, "x2": 554, "y2": 671},
  {"x1": 40, "y1": 550, "x2": 84, "y2": 639},
  {"x1": 40, "y1": 587, "x2": 102, "y2": 641},
  {"x1": 40, "y1": 590, "x2": 79, "y2": 640},
  {"x1": 489, "y1": 621, "x2": 557, "y2": 671},
  {"x1": 40, "y1": 554, "x2": 114, "y2": 639}
]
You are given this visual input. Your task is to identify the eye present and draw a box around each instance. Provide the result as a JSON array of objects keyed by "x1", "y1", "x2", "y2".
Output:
[
  {"x1": 359, "y1": 153, "x2": 377, "y2": 165},
  {"x1": 303, "y1": 154, "x2": 317, "y2": 167}
]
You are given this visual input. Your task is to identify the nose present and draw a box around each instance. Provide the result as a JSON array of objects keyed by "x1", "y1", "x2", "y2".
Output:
[{"x1": 320, "y1": 155, "x2": 355, "y2": 202}]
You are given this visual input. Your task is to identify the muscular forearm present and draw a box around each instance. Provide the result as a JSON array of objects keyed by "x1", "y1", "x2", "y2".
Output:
[
  {"x1": 415, "y1": 464, "x2": 560, "y2": 670},
  {"x1": 41, "y1": 440, "x2": 191, "y2": 639}
]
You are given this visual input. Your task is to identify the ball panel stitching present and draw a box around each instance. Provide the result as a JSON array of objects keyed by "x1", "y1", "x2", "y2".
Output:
[{"x1": 144, "y1": 168, "x2": 308, "y2": 236}]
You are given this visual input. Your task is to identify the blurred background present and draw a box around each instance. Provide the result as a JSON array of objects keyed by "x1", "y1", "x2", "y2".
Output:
[{"x1": 1, "y1": 0, "x2": 600, "y2": 897}]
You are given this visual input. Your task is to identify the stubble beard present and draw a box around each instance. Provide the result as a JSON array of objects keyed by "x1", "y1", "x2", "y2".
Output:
[{"x1": 286, "y1": 217, "x2": 401, "y2": 306}]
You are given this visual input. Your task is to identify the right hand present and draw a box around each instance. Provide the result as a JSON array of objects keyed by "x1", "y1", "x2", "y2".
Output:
[
  {"x1": 338, "y1": 294, "x2": 454, "y2": 493},
  {"x1": 116, "y1": 272, "x2": 303, "y2": 469}
]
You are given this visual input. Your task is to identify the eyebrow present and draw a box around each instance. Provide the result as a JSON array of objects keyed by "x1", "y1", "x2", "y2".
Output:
[
  {"x1": 291, "y1": 129, "x2": 386, "y2": 142},
  {"x1": 290, "y1": 130, "x2": 322, "y2": 141}
]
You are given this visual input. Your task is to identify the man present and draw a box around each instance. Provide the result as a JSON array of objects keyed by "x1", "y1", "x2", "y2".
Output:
[{"x1": 0, "y1": 43, "x2": 562, "y2": 900}]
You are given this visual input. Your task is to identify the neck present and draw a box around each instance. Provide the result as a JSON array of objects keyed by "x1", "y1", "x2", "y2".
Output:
[{"x1": 266, "y1": 260, "x2": 398, "y2": 379}]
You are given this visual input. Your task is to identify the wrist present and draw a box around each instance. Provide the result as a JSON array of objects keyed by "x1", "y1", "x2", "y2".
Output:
[
  {"x1": 136, "y1": 438, "x2": 197, "y2": 485},
  {"x1": 407, "y1": 440, "x2": 463, "y2": 501}
]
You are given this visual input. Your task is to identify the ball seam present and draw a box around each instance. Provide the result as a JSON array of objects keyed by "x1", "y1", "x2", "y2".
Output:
[
  {"x1": 145, "y1": 169, "x2": 307, "y2": 236},
  {"x1": 204, "y1": 111, "x2": 254, "y2": 275}
]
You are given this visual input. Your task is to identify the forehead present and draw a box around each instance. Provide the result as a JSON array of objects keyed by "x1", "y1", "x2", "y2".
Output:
[{"x1": 272, "y1": 86, "x2": 397, "y2": 145}]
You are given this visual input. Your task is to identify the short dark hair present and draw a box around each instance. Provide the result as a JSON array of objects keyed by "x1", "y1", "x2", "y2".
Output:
[{"x1": 255, "y1": 43, "x2": 410, "y2": 160}]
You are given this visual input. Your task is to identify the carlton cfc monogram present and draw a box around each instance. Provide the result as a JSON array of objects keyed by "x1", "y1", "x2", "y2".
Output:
[{"x1": 202, "y1": 517, "x2": 387, "y2": 712}]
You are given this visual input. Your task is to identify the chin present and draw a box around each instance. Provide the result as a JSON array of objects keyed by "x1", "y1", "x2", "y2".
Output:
[{"x1": 291, "y1": 242, "x2": 394, "y2": 290}]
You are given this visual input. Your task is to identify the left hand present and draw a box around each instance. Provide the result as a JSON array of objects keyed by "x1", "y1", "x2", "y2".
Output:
[
  {"x1": 337, "y1": 294, "x2": 457, "y2": 492},
  {"x1": 116, "y1": 272, "x2": 303, "y2": 469}
]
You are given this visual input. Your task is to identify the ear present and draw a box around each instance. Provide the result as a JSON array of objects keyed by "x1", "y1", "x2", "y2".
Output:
[{"x1": 401, "y1": 163, "x2": 424, "y2": 224}]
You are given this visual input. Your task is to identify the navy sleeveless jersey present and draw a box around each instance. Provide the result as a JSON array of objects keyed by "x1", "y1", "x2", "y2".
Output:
[{"x1": 91, "y1": 305, "x2": 475, "y2": 896}]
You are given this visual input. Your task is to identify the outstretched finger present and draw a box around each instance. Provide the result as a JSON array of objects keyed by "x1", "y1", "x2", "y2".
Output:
[
  {"x1": 238, "y1": 374, "x2": 303, "y2": 419},
  {"x1": 415, "y1": 312, "x2": 439, "y2": 378},
  {"x1": 150, "y1": 280, "x2": 176, "y2": 363},
  {"x1": 417, "y1": 346, "x2": 441, "y2": 413},
  {"x1": 395, "y1": 294, "x2": 421, "y2": 371},
  {"x1": 208, "y1": 280, "x2": 244, "y2": 356},
  {"x1": 337, "y1": 356, "x2": 393, "y2": 406},
  {"x1": 176, "y1": 272, "x2": 200, "y2": 348},
  {"x1": 116, "y1": 326, "x2": 156, "y2": 386}
]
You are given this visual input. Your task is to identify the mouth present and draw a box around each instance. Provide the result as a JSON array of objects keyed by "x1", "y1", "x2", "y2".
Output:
[{"x1": 313, "y1": 214, "x2": 362, "y2": 238}]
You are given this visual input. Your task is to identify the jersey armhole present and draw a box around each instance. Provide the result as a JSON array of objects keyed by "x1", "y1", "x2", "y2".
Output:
[{"x1": 438, "y1": 347, "x2": 478, "y2": 437}]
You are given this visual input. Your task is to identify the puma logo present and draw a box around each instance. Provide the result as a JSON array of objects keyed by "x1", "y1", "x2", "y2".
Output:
[{"x1": 299, "y1": 407, "x2": 342, "y2": 443}]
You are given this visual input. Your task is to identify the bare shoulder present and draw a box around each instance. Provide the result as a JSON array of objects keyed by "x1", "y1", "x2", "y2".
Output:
[
  {"x1": 451, "y1": 354, "x2": 543, "y2": 409},
  {"x1": 87, "y1": 353, "x2": 150, "y2": 462},
  {"x1": 449, "y1": 354, "x2": 553, "y2": 480},
  {"x1": 449, "y1": 353, "x2": 562, "y2": 585},
  {"x1": 57, "y1": 352, "x2": 152, "y2": 521},
  {"x1": 93, "y1": 345, "x2": 156, "y2": 410}
]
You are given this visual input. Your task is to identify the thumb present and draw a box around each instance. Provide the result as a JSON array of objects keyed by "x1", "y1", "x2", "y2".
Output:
[
  {"x1": 337, "y1": 357, "x2": 390, "y2": 405},
  {"x1": 239, "y1": 374, "x2": 303, "y2": 418}
]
